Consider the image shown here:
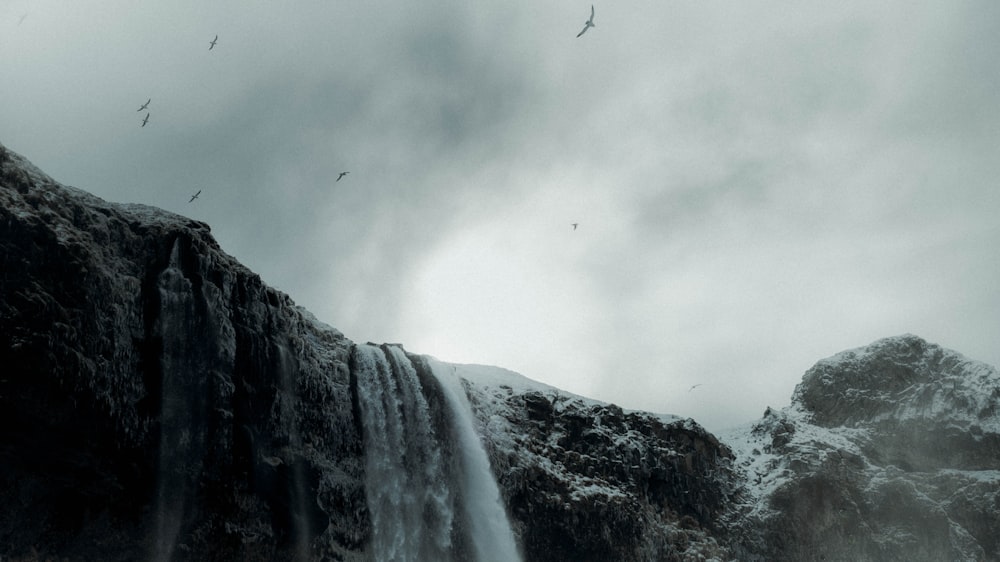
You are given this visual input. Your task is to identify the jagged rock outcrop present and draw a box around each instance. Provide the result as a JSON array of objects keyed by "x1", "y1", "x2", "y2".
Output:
[
  {"x1": 3, "y1": 141, "x2": 1000, "y2": 561},
  {"x1": 456, "y1": 368, "x2": 740, "y2": 561},
  {"x1": 725, "y1": 335, "x2": 1000, "y2": 561},
  {"x1": 796, "y1": 335, "x2": 1000, "y2": 472}
]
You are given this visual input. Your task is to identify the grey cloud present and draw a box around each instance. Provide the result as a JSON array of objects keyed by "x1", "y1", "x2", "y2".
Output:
[{"x1": 2, "y1": 0, "x2": 998, "y2": 432}]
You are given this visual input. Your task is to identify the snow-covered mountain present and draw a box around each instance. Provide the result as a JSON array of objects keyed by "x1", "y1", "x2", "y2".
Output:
[
  {"x1": 720, "y1": 334, "x2": 1000, "y2": 561},
  {"x1": 2, "y1": 141, "x2": 999, "y2": 561}
]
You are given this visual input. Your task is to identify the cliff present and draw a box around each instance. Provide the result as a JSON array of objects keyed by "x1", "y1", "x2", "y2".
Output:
[
  {"x1": 443, "y1": 361, "x2": 739, "y2": 561},
  {"x1": 1, "y1": 143, "x2": 364, "y2": 560},
  {"x1": 723, "y1": 335, "x2": 1000, "y2": 561},
  {"x1": 2, "y1": 142, "x2": 999, "y2": 561}
]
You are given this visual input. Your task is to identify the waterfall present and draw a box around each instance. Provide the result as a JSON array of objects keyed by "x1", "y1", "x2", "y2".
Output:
[
  {"x1": 354, "y1": 344, "x2": 453, "y2": 561},
  {"x1": 151, "y1": 238, "x2": 201, "y2": 562},
  {"x1": 429, "y1": 359, "x2": 522, "y2": 562},
  {"x1": 275, "y1": 343, "x2": 313, "y2": 560},
  {"x1": 353, "y1": 345, "x2": 521, "y2": 562}
]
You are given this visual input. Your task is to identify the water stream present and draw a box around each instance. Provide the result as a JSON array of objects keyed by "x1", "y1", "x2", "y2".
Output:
[{"x1": 354, "y1": 344, "x2": 520, "y2": 562}]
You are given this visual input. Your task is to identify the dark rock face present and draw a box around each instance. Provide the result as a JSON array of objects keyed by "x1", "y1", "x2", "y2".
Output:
[
  {"x1": 727, "y1": 334, "x2": 1000, "y2": 561},
  {"x1": 463, "y1": 384, "x2": 739, "y2": 562},
  {"x1": 795, "y1": 335, "x2": 1000, "y2": 471},
  {"x1": 3, "y1": 142, "x2": 1000, "y2": 561},
  {"x1": 0, "y1": 144, "x2": 366, "y2": 561}
]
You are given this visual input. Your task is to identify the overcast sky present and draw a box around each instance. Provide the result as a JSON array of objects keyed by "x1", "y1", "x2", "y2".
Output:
[{"x1": 3, "y1": 0, "x2": 999, "y2": 431}]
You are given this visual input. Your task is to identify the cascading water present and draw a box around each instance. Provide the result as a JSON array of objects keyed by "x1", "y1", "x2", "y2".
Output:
[
  {"x1": 428, "y1": 359, "x2": 521, "y2": 562},
  {"x1": 354, "y1": 344, "x2": 453, "y2": 561},
  {"x1": 274, "y1": 342, "x2": 313, "y2": 560},
  {"x1": 151, "y1": 238, "x2": 202, "y2": 562},
  {"x1": 353, "y1": 345, "x2": 521, "y2": 562}
]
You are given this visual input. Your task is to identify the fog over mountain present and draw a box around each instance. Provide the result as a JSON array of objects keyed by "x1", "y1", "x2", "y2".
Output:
[
  {"x1": 3, "y1": 143, "x2": 999, "y2": 560},
  {"x1": 3, "y1": 1, "x2": 999, "y2": 432}
]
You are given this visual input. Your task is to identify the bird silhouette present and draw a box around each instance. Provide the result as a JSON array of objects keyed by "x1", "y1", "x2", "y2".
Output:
[
  {"x1": 189, "y1": 190, "x2": 201, "y2": 203},
  {"x1": 137, "y1": 98, "x2": 150, "y2": 112},
  {"x1": 141, "y1": 113, "x2": 150, "y2": 127},
  {"x1": 571, "y1": 223, "x2": 579, "y2": 230},
  {"x1": 209, "y1": 35, "x2": 218, "y2": 50},
  {"x1": 577, "y1": 5, "x2": 595, "y2": 37},
  {"x1": 337, "y1": 172, "x2": 349, "y2": 182}
]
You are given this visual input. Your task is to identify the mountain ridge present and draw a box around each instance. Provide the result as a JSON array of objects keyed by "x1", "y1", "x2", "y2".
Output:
[{"x1": 3, "y1": 141, "x2": 999, "y2": 561}]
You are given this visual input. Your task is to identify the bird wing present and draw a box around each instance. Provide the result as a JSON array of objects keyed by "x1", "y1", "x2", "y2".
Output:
[{"x1": 577, "y1": 6, "x2": 594, "y2": 37}]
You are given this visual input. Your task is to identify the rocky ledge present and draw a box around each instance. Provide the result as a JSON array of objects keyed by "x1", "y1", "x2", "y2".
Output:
[{"x1": 2, "y1": 141, "x2": 999, "y2": 561}]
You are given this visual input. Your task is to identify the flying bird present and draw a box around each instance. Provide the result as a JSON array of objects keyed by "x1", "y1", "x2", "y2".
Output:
[
  {"x1": 209, "y1": 35, "x2": 218, "y2": 50},
  {"x1": 141, "y1": 113, "x2": 150, "y2": 127},
  {"x1": 577, "y1": 5, "x2": 595, "y2": 37},
  {"x1": 18, "y1": 14, "x2": 28, "y2": 26},
  {"x1": 336, "y1": 172, "x2": 349, "y2": 182},
  {"x1": 137, "y1": 98, "x2": 150, "y2": 112},
  {"x1": 189, "y1": 190, "x2": 201, "y2": 203},
  {"x1": 571, "y1": 223, "x2": 579, "y2": 230},
  {"x1": 689, "y1": 384, "x2": 704, "y2": 392}
]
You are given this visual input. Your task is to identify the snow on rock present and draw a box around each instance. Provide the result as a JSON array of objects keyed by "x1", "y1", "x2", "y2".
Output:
[
  {"x1": 4, "y1": 140, "x2": 1000, "y2": 562},
  {"x1": 719, "y1": 334, "x2": 1000, "y2": 561},
  {"x1": 794, "y1": 334, "x2": 1000, "y2": 432},
  {"x1": 429, "y1": 359, "x2": 738, "y2": 562}
]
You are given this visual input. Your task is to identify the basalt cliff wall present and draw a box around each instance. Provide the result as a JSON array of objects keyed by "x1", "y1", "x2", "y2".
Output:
[
  {"x1": 2, "y1": 142, "x2": 999, "y2": 561},
  {"x1": 0, "y1": 143, "x2": 365, "y2": 561}
]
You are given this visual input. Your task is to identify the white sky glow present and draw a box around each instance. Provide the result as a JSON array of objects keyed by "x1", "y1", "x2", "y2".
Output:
[{"x1": 2, "y1": 0, "x2": 998, "y2": 431}]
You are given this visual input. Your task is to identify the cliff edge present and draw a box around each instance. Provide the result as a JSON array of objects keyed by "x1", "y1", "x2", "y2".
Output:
[{"x1": 3, "y1": 142, "x2": 999, "y2": 561}]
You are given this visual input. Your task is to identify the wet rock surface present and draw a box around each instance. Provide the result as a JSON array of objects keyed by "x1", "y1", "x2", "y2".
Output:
[
  {"x1": 1, "y1": 143, "x2": 365, "y2": 561},
  {"x1": 3, "y1": 142, "x2": 1000, "y2": 561}
]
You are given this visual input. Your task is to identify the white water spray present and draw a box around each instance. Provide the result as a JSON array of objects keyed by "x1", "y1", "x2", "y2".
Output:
[
  {"x1": 353, "y1": 345, "x2": 521, "y2": 562},
  {"x1": 354, "y1": 345, "x2": 453, "y2": 561},
  {"x1": 429, "y1": 359, "x2": 522, "y2": 562}
]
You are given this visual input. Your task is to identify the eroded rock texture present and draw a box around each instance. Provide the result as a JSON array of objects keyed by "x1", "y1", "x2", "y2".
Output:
[
  {"x1": 727, "y1": 335, "x2": 1000, "y2": 561},
  {"x1": 3, "y1": 141, "x2": 1000, "y2": 561},
  {"x1": 0, "y1": 143, "x2": 365, "y2": 561},
  {"x1": 461, "y1": 380, "x2": 738, "y2": 562}
]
